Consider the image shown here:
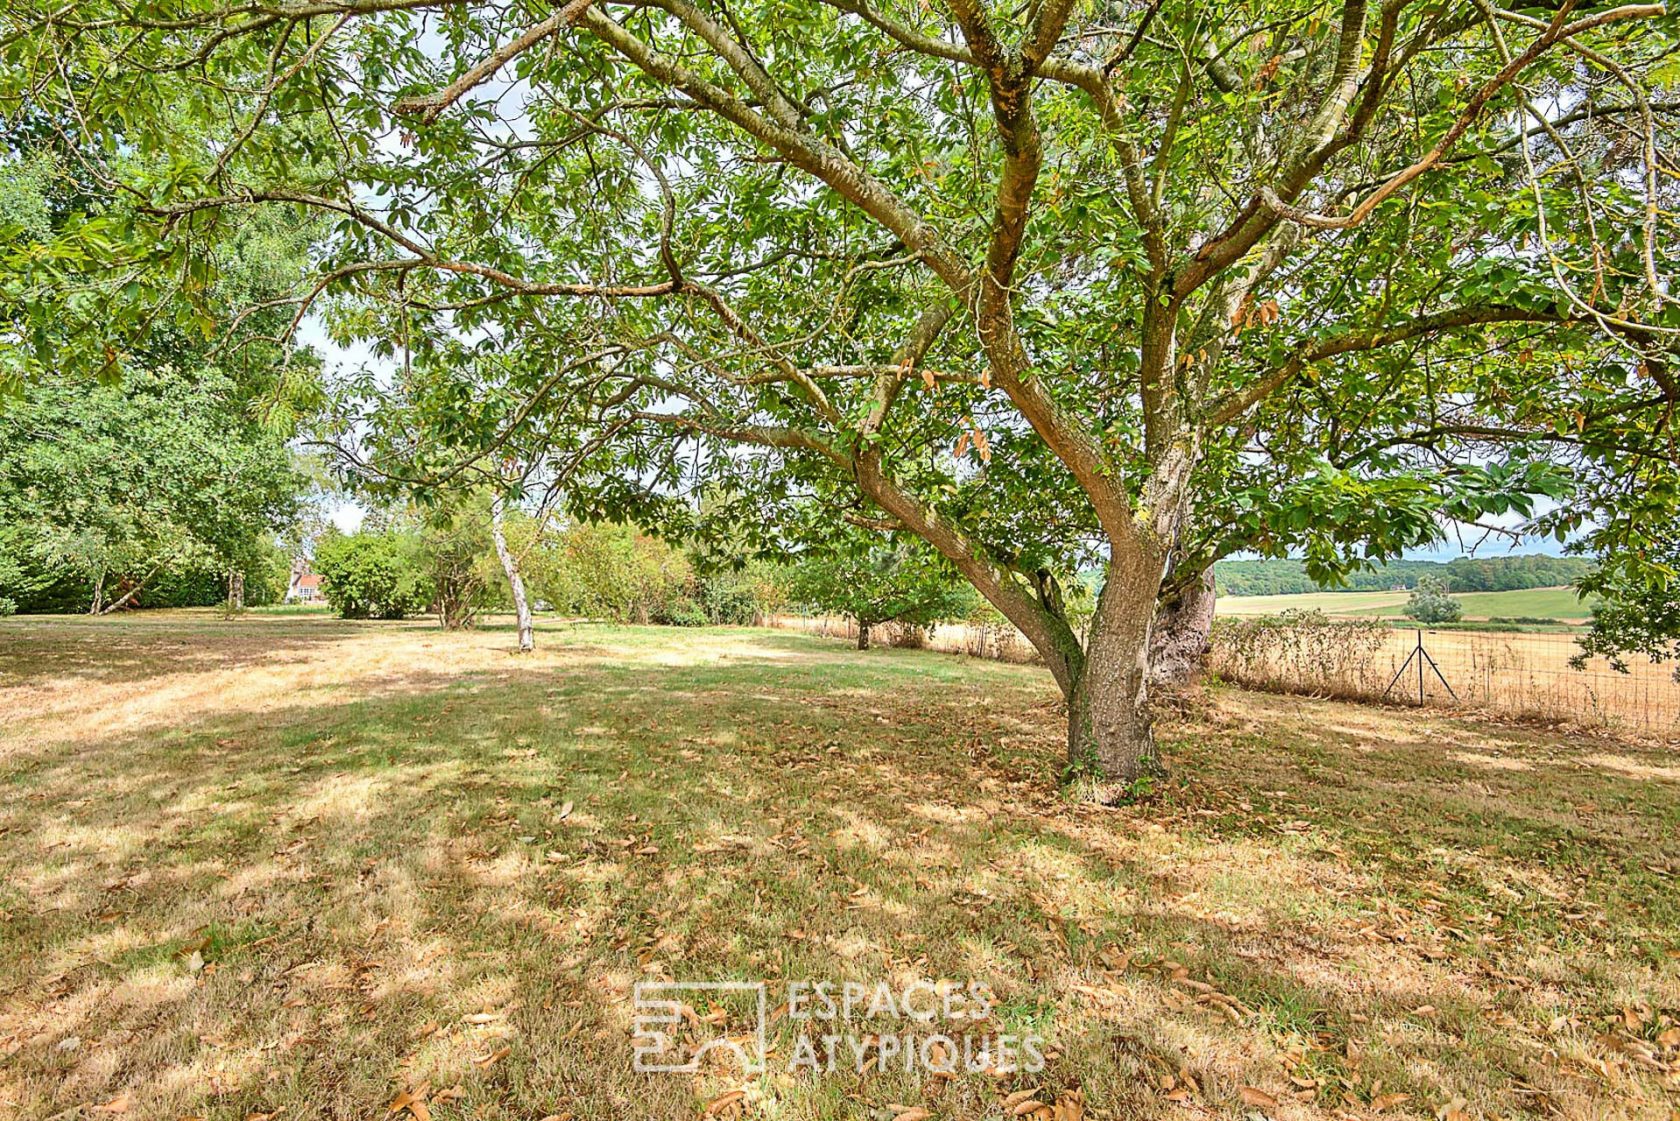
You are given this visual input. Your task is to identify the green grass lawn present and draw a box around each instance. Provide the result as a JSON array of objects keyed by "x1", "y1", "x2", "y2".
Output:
[
  {"x1": 0, "y1": 616, "x2": 1675, "y2": 1120},
  {"x1": 1218, "y1": 586, "x2": 1598, "y2": 624}
]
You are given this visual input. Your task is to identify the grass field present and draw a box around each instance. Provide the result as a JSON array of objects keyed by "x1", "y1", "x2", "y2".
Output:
[
  {"x1": 1217, "y1": 586, "x2": 1597, "y2": 624},
  {"x1": 1, "y1": 614, "x2": 1677, "y2": 1120}
]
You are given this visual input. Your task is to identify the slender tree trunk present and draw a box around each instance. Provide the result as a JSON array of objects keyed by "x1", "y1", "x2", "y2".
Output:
[
  {"x1": 1066, "y1": 551, "x2": 1171, "y2": 788},
  {"x1": 491, "y1": 495, "x2": 534, "y2": 653},
  {"x1": 98, "y1": 571, "x2": 161, "y2": 615},
  {"x1": 856, "y1": 620, "x2": 870, "y2": 650},
  {"x1": 1150, "y1": 567, "x2": 1216, "y2": 686},
  {"x1": 90, "y1": 570, "x2": 105, "y2": 615},
  {"x1": 226, "y1": 569, "x2": 245, "y2": 612}
]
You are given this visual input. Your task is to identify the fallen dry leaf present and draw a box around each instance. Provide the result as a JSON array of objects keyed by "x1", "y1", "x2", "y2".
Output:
[
  {"x1": 1239, "y1": 1086, "x2": 1279, "y2": 1111},
  {"x1": 388, "y1": 1088, "x2": 432, "y2": 1121},
  {"x1": 1370, "y1": 1092, "x2": 1411, "y2": 1112},
  {"x1": 91, "y1": 1094, "x2": 132, "y2": 1114},
  {"x1": 703, "y1": 1089, "x2": 745, "y2": 1115}
]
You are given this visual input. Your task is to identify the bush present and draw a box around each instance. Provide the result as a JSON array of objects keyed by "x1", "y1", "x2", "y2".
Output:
[
  {"x1": 1404, "y1": 576, "x2": 1462, "y2": 623},
  {"x1": 313, "y1": 531, "x2": 431, "y2": 619},
  {"x1": 656, "y1": 595, "x2": 709, "y2": 627},
  {"x1": 694, "y1": 569, "x2": 763, "y2": 625},
  {"x1": 534, "y1": 522, "x2": 691, "y2": 624},
  {"x1": 0, "y1": 596, "x2": 15, "y2": 617},
  {"x1": 786, "y1": 535, "x2": 978, "y2": 641},
  {"x1": 1210, "y1": 610, "x2": 1391, "y2": 698},
  {"x1": 420, "y1": 505, "x2": 498, "y2": 628}
]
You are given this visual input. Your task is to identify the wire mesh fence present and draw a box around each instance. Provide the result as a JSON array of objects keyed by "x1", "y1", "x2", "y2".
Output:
[
  {"x1": 1209, "y1": 623, "x2": 1680, "y2": 739},
  {"x1": 766, "y1": 612, "x2": 1680, "y2": 741}
]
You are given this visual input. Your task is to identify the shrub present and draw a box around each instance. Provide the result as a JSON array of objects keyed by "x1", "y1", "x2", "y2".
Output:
[
  {"x1": 535, "y1": 522, "x2": 690, "y2": 624},
  {"x1": 420, "y1": 505, "x2": 497, "y2": 629},
  {"x1": 656, "y1": 595, "x2": 709, "y2": 627},
  {"x1": 1210, "y1": 610, "x2": 1391, "y2": 699},
  {"x1": 313, "y1": 531, "x2": 431, "y2": 620},
  {"x1": 1404, "y1": 576, "x2": 1463, "y2": 623},
  {"x1": 694, "y1": 569, "x2": 763, "y2": 625},
  {"x1": 0, "y1": 596, "x2": 15, "y2": 617},
  {"x1": 786, "y1": 535, "x2": 978, "y2": 646}
]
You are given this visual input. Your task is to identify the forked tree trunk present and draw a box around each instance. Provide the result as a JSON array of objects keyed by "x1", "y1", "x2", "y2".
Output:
[
  {"x1": 1066, "y1": 552, "x2": 1171, "y2": 788},
  {"x1": 491, "y1": 496, "x2": 534, "y2": 653},
  {"x1": 226, "y1": 569, "x2": 245, "y2": 612},
  {"x1": 1150, "y1": 567, "x2": 1216, "y2": 686},
  {"x1": 856, "y1": 621, "x2": 871, "y2": 650}
]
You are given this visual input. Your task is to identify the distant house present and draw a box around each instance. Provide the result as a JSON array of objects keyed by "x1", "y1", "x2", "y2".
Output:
[{"x1": 286, "y1": 558, "x2": 325, "y2": 603}]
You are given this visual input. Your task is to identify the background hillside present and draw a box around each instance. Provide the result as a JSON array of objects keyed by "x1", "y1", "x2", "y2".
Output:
[{"x1": 1212, "y1": 554, "x2": 1594, "y2": 597}]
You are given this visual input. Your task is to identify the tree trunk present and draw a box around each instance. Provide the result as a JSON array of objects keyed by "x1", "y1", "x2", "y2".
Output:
[
  {"x1": 1066, "y1": 553, "x2": 1170, "y2": 791},
  {"x1": 226, "y1": 569, "x2": 245, "y2": 612},
  {"x1": 491, "y1": 496, "x2": 534, "y2": 653},
  {"x1": 856, "y1": 621, "x2": 870, "y2": 650},
  {"x1": 1150, "y1": 567, "x2": 1215, "y2": 686}
]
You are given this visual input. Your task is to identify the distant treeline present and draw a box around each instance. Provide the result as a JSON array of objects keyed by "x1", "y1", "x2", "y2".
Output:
[{"x1": 1213, "y1": 555, "x2": 1595, "y2": 597}]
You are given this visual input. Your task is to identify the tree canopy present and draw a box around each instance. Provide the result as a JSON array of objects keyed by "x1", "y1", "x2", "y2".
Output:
[
  {"x1": 787, "y1": 532, "x2": 979, "y2": 647},
  {"x1": 1213, "y1": 553, "x2": 1596, "y2": 596},
  {"x1": 4, "y1": 0, "x2": 1677, "y2": 789},
  {"x1": 0, "y1": 369, "x2": 303, "y2": 612}
]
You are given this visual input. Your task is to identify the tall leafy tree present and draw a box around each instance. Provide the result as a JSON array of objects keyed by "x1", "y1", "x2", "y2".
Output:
[
  {"x1": 787, "y1": 532, "x2": 978, "y2": 649},
  {"x1": 0, "y1": 370, "x2": 304, "y2": 612},
  {"x1": 4, "y1": 0, "x2": 1676, "y2": 789}
]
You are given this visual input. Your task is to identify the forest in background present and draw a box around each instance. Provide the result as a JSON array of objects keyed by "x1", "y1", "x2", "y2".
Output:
[{"x1": 1211, "y1": 555, "x2": 1596, "y2": 597}]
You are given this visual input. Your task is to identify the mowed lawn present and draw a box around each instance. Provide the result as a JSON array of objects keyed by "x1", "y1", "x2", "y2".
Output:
[
  {"x1": 1217, "y1": 587, "x2": 1597, "y2": 624},
  {"x1": 1, "y1": 616, "x2": 1677, "y2": 1121}
]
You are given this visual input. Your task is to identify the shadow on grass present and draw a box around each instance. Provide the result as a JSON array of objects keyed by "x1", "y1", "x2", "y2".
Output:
[
  {"x1": 0, "y1": 633, "x2": 1674, "y2": 1120},
  {"x1": 0, "y1": 611, "x2": 380, "y2": 688}
]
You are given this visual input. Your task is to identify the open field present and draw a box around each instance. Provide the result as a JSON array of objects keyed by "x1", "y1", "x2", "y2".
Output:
[
  {"x1": 1216, "y1": 591, "x2": 1414, "y2": 617},
  {"x1": 1210, "y1": 625, "x2": 1680, "y2": 735},
  {"x1": 1, "y1": 614, "x2": 1678, "y2": 1120},
  {"x1": 1217, "y1": 588, "x2": 1596, "y2": 624}
]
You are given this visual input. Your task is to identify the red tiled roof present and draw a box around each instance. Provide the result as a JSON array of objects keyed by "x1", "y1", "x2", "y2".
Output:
[{"x1": 297, "y1": 574, "x2": 323, "y2": 589}]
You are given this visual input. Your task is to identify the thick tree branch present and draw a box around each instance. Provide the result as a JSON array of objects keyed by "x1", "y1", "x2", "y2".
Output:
[
  {"x1": 1206, "y1": 305, "x2": 1571, "y2": 425},
  {"x1": 393, "y1": 0, "x2": 595, "y2": 123}
]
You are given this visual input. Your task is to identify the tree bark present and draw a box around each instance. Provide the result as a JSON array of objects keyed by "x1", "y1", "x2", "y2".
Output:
[
  {"x1": 856, "y1": 620, "x2": 870, "y2": 650},
  {"x1": 1066, "y1": 551, "x2": 1170, "y2": 789},
  {"x1": 491, "y1": 495, "x2": 535, "y2": 652},
  {"x1": 226, "y1": 569, "x2": 245, "y2": 612},
  {"x1": 1150, "y1": 567, "x2": 1216, "y2": 686}
]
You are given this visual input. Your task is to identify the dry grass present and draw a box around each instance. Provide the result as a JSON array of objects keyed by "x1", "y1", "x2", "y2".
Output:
[
  {"x1": 1209, "y1": 625, "x2": 1680, "y2": 736},
  {"x1": 1, "y1": 613, "x2": 1677, "y2": 1121}
]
